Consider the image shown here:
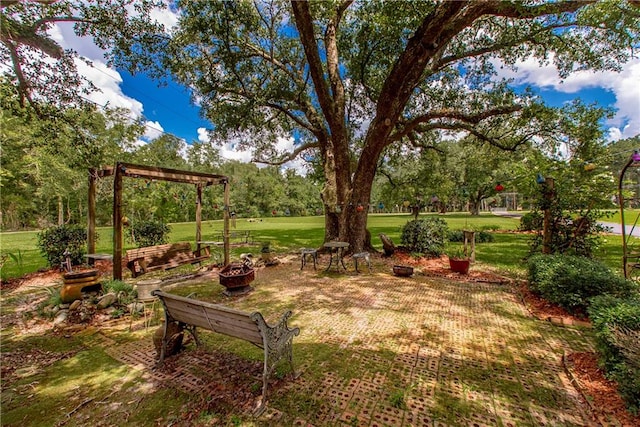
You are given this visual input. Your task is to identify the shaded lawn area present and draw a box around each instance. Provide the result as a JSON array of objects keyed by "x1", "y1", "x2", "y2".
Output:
[{"x1": 1, "y1": 255, "x2": 599, "y2": 426}]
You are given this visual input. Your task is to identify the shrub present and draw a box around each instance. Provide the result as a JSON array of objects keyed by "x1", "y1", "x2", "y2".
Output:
[
  {"x1": 519, "y1": 211, "x2": 543, "y2": 232},
  {"x1": 588, "y1": 295, "x2": 640, "y2": 412},
  {"x1": 448, "y1": 230, "x2": 494, "y2": 243},
  {"x1": 401, "y1": 218, "x2": 449, "y2": 257},
  {"x1": 102, "y1": 279, "x2": 136, "y2": 305},
  {"x1": 527, "y1": 254, "x2": 638, "y2": 315},
  {"x1": 37, "y1": 224, "x2": 87, "y2": 268},
  {"x1": 127, "y1": 220, "x2": 171, "y2": 248}
]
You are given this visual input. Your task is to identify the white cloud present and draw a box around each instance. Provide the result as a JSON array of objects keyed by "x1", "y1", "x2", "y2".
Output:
[
  {"x1": 493, "y1": 56, "x2": 640, "y2": 141},
  {"x1": 76, "y1": 59, "x2": 144, "y2": 119},
  {"x1": 197, "y1": 128, "x2": 307, "y2": 174},
  {"x1": 150, "y1": 6, "x2": 180, "y2": 33},
  {"x1": 143, "y1": 120, "x2": 164, "y2": 140},
  {"x1": 48, "y1": 4, "x2": 180, "y2": 125},
  {"x1": 197, "y1": 127, "x2": 210, "y2": 143},
  {"x1": 275, "y1": 136, "x2": 308, "y2": 176}
]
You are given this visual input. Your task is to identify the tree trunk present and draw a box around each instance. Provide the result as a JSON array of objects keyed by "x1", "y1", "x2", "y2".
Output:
[{"x1": 469, "y1": 201, "x2": 480, "y2": 215}]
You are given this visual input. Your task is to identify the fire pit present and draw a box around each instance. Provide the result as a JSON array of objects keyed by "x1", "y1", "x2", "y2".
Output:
[{"x1": 219, "y1": 262, "x2": 255, "y2": 296}]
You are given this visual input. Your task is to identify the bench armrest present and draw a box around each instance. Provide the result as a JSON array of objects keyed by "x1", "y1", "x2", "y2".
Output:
[
  {"x1": 195, "y1": 245, "x2": 211, "y2": 258},
  {"x1": 126, "y1": 256, "x2": 148, "y2": 278},
  {"x1": 251, "y1": 310, "x2": 300, "y2": 348}
]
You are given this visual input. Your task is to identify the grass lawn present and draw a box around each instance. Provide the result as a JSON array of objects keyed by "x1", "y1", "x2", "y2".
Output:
[{"x1": 0, "y1": 212, "x2": 631, "y2": 280}]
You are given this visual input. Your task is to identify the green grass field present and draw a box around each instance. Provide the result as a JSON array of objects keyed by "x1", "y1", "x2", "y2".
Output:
[{"x1": 0, "y1": 212, "x2": 630, "y2": 280}]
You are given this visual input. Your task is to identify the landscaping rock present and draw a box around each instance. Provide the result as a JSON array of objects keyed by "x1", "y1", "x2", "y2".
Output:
[
  {"x1": 53, "y1": 310, "x2": 68, "y2": 325},
  {"x1": 127, "y1": 302, "x2": 145, "y2": 314},
  {"x1": 97, "y1": 293, "x2": 117, "y2": 309}
]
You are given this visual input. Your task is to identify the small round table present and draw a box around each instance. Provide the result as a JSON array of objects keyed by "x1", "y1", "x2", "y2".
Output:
[{"x1": 323, "y1": 241, "x2": 349, "y2": 272}]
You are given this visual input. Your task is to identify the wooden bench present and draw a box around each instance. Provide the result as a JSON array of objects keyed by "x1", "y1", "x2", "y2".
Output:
[
  {"x1": 152, "y1": 290, "x2": 300, "y2": 416},
  {"x1": 125, "y1": 242, "x2": 210, "y2": 278}
]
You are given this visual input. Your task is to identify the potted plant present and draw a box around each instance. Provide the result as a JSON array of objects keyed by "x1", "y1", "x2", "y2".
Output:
[{"x1": 447, "y1": 248, "x2": 470, "y2": 274}]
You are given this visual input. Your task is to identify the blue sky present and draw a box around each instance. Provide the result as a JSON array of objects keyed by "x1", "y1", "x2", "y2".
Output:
[
  {"x1": 117, "y1": 71, "x2": 210, "y2": 143},
  {"x1": 51, "y1": 8, "x2": 640, "y2": 167}
]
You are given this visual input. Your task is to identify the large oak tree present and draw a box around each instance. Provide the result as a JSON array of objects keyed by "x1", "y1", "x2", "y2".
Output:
[{"x1": 62, "y1": 1, "x2": 640, "y2": 251}]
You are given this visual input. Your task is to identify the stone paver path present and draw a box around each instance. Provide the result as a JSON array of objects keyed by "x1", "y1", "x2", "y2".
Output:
[
  {"x1": 107, "y1": 262, "x2": 596, "y2": 426},
  {"x1": 267, "y1": 268, "x2": 595, "y2": 426}
]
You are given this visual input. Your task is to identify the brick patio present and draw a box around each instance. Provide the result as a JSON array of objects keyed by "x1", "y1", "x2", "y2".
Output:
[{"x1": 108, "y1": 259, "x2": 596, "y2": 426}]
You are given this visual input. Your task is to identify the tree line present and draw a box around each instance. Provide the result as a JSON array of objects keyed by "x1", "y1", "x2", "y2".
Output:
[{"x1": 3, "y1": 75, "x2": 638, "y2": 232}]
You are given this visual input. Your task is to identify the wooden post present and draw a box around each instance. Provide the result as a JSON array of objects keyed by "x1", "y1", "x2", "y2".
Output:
[
  {"x1": 113, "y1": 164, "x2": 123, "y2": 280},
  {"x1": 223, "y1": 179, "x2": 230, "y2": 266},
  {"x1": 87, "y1": 169, "x2": 97, "y2": 265},
  {"x1": 542, "y1": 177, "x2": 555, "y2": 254},
  {"x1": 463, "y1": 230, "x2": 476, "y2": 262},
  {"x1": 619, "y1": 157, "x2": 635, "y2": 278},
  {"x1": 195, "y1": 183, "x2": 203, "y2": 253}
]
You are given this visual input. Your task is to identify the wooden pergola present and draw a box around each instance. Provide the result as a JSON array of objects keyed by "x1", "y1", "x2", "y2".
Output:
[{"x1": 88, "y1": 162, "x2": 231, "y2": 280}]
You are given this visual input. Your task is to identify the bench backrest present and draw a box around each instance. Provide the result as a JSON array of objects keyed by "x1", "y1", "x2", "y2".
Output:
[
  {"x1": 153, "y1": 290, "x2": 263, "y2": 346},
  {"x1": 126, "y1": 242, "x2": 193, "y2": 266}
]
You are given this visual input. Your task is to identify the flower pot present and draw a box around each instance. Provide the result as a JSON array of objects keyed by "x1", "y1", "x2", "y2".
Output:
[
  {"x1": 61, "y1": 269, "x2": 100, "y2": 303},
  {"x1": 393, "y1": 265, "x2": 414, "y2": 277},
  {"x1": 137, "y1": 279, "x2": 162, "y2": 302},
  {"x1": 449, "y1": 258, "x2": 470, "y2": 274}
]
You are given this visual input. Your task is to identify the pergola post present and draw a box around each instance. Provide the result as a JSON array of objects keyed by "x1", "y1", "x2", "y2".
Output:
[
  {"x1": 113, "y1": 164, "x2": 124, "y2": 280},
  {"x1": 87, "y1": 169, "x2": 97, "y2": 265},
  {"x1": 196, "y1": 183, "x2": 203, "y2": 253},
  {"x1": 223, "y1": 178, "x2": 230, "y2": 266}
]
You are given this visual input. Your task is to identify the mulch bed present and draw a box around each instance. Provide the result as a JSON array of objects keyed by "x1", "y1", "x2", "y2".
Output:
[{"x1": 565, "y1": 352, "x2": 640, "y2": 427}]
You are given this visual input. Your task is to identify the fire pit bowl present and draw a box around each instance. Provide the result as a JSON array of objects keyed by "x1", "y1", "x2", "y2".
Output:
[
  {"x1": 219, "y1": 262, "x2": 255, "y2": 296},
  {"x1": 393, "y1": 265, "x2": 414, "y2": 277}
]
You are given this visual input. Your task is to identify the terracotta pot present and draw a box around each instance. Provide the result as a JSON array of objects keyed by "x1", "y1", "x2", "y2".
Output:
[
  {"x1": 449, "y1": 258, "x2": 470, "y2": 274},
  {"x1": 393, "y1": 265, "x2": 414, "y2": 277}
]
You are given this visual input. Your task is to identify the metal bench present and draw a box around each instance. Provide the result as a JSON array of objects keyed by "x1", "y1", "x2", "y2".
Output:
[
  {"x1": 152, "y1": 290, "x2": 300, "y2": 416},
  {"x1": 124, "y1": 242, "x2": 210, "y2": 278}
]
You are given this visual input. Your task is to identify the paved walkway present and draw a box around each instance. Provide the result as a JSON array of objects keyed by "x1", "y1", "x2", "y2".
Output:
[{"x1": 108, "y1": 262, "x2": 597, "y2": 426}]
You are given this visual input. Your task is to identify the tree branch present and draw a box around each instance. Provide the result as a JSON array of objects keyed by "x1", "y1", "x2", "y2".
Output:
[
  {"x1": 265, "y1": 101, "x2": 318, "y2": 133},
  {"x1": 290, "y1": 0, "x2": 335, "y2": 127},
  {"x1": 391, "y1": 105, "x2": 523, "y2": 141},
  {"x1": 252, "y1": 140, "x2": 320, "y2": 165},
  {"x1": 487, "y1": 0, "x2": 592, "y2": 19}
]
